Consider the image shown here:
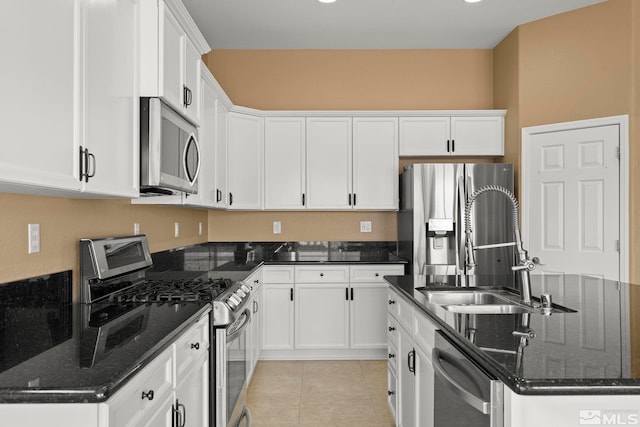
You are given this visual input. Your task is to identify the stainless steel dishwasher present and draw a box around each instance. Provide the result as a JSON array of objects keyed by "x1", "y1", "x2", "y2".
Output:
[{"x1": 432, "y1": 331, "x2": 504, "y2": 427}]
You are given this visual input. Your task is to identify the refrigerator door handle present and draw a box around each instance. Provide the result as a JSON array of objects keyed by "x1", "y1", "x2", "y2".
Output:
[{"x1": 456, "y1": 175, "x2": 466, "y2": 279}]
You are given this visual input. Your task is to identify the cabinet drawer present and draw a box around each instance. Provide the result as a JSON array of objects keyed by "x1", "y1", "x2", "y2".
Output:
[
  {"x1": 107, "y1": 346, "x2": 173, "y2": 427},
  {"x1": 175, "y1": 314, "x2": 209, "y2": 380},
  {"x1": 387, "y1": 315, "x2": 400, "y2": 350},
  {"x1": 388, "y1": 289, "x2": 413, "y2": 332},
  {"x1": 350, "y1": 264, "x2": 404, "y2": 282},
  {"x1": 262, "y1": 266, "x2": 295, "y2": 283},
  {"x1": 387, "y1": 339, "x2": 399, "y2": 374},
  {"x1": 295, "y1": 265, "x2": 349, "y2": 283}
]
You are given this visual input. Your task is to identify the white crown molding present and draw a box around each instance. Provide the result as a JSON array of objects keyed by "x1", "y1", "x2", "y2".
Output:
[
  {"x1": 164, "y1": 0, "x2": 210, "y2": 54},
  {"x1": 227, "y1": 107, "x2": 507, "y2": 118},
  {"x1": 200, "y1": 63, "x2": 233, "y2": 109}
]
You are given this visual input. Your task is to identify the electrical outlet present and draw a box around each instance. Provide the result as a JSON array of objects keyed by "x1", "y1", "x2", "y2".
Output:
[
  {"x1": 134, "y1": 223, "x2": 140, "y2": 234},
  {"x1": 360, "y1": 221, "x2": 372, "y2": 233},
  {"x1": 273, "y1": 221, "x2": 282, "y2": 234},
  {"x1": 28, "y1": 224, "x2": 40, "y2": 254},
  {"x1": 174, "y1": 222, "x2": 180, "y2": 237},
  {"x1": 198, "y1": 222, "x2": 203, "y2": 235}
]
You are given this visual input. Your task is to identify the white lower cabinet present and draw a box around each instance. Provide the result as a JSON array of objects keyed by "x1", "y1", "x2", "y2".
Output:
[
  {"x1": 262, "y1": 264, "x2": 403, "y2": 359},
  {"x1": 295, "y1": 283, "x2": 349, "y2": 349},
  {"x1": 245, "y1": 269, "x2": 263, "y2": 380},
  {"x1": 388, "y1": 287, "x2": 436, "y2": 427},
  {"x1": 262, "y1": 283, "x2": 295, "y2": 351}
]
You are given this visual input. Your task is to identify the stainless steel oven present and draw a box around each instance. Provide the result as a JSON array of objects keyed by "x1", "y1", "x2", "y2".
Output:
[
  {"x1": 216, "y1": 306, "x2": 252, "y2": 427},
  {"x1": 432, "y1": 331, "x2": 503, "y2": 427}
]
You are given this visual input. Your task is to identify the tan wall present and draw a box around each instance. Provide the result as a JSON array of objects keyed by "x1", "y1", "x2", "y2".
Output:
[
  {"x1": 204, "y1": 49, "x2": 494, "y2": 110},
  {"x1": 204, "y1": 49, "x2": 497, "y2": 242},
  {"x1": 494, "y1": 0, "x2": 638, "y2": 282},
  {"x1": 0, "y1": 193, "x2": 208, "y2": 299}
]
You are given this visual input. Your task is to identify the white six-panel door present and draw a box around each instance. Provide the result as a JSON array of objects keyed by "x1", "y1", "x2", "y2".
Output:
[{"x1": 523, "y1": 124, "x2": 620, "y2": 281}]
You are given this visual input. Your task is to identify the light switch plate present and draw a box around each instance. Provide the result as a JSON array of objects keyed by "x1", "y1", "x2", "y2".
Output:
[
  {"x1": 360, "y1": 221, "x2": 372, "y2": 233},
  {"x1": 199, "y1": 222, "x2": 203, "y2": 235},
  {"x1": 28, "y1": 224, "x2": 40, "y2": 254},
  {"x1": 174, "y1": 222, "x2": 180, "y2": 237},
  {"x1": 134, "y1": 223, "x2": 140, "y2": 234},
  {"x1": 273, "y1": 221, "x2": 282, "y2": 234}
]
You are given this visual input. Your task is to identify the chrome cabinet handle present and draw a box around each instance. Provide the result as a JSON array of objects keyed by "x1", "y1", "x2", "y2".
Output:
[
  {"x1": 173, "y1": 399, "x2": 187, "y2": 427},
  {"x1": 408, "y1": 348, "x2": 416, "y2": 374},
  {"x1": 432, "y1": 348, "x2": 490, "y2": 414}
]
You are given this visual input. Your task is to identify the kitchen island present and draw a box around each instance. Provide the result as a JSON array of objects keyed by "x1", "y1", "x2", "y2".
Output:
[{"x1": 385, "y1": 274, "x2": 640, "y2": 427}]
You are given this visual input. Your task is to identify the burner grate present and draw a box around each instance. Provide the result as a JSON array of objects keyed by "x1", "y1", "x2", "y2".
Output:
[{"x1": 107, "y1": 278, "x2": 232, "y2": 303}]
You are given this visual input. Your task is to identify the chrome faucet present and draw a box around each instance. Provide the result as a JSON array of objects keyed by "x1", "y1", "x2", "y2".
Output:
[{"x1": 463, "y1": 185, "x2": 537, "y2": 304}]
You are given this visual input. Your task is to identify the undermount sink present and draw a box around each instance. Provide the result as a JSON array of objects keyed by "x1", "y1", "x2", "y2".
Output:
[{"x1": 415, "y1": 287, "x2": 576, "y2": 314}]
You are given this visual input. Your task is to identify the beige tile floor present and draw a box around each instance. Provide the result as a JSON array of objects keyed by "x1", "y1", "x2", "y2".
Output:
[{"x1": 247, "y1": 360, "x2": 395, "y2": 427}]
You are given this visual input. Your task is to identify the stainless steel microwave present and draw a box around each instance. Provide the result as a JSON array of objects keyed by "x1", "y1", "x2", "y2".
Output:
[{"x1": 140, "y1": 97, "x2": 200, "y2": 195}]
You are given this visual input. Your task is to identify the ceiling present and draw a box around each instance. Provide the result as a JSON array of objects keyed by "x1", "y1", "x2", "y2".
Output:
[{"x1": 182, "y1": 0, "x2": 606, "y2": 50}]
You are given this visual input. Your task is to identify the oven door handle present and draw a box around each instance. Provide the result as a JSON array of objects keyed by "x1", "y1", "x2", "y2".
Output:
[
  {"x1": 432, "y1": 348, "x2": 490, "y2": 414},
  {"x1": 226, "y1": 308, "x2": 252, "y2": 342}
]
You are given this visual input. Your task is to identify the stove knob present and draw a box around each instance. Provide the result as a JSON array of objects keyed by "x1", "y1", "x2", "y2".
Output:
[
  {"x1": 235, "y1": 289, "x2": 246, "y2": 298},
  {"x1": 240, "y1": 284, "x2": 251, "y2": 293},
  {"x1": 228, "y1": 294, "x2": 241, "y2": 307}
]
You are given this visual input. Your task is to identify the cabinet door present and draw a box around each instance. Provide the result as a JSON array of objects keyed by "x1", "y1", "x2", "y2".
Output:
[
  {"x1": 295, "y1": 283, "x2": 349, "y2": 349},
  {"x1": 81, "y1": 0, "x2": 139, "y2": 197},
  {"x1": 184, "y1": 69, "x2": 217, "y2": 207},
  {"x1": 398, "y1": 330, "x2": 416, "y2": 427},
  {"x1": 352, "y1": 117, "x2": 398, "y2": 210},
  {"x1": 183, "y1": 37, "x2": 201, "y2": 124},
  {"x1": 264, "y1": 117, "x2": 306, "y2": 210},
  {"x1": 249, "y1": 283, "x2": 263, "y2": 377},
  {"x1": 262, "y1": 284, "x2": 294, "y2": 350},
  {"x1": 174, "y1": 356, "x2": 209, "y2": 427},
  {"x1": 227, "y1": 113, "x2": 264, "y2": 210},
  {"x1": 160, "y1": 4, "x2": 184, "y2": 112},
  {"x1": 306, "y1": 117, "x2": 352, "y2": 209},
  {"x1": 350, "y1": 283, "x2": 389, "y2": 349},
  {"x1": 450, "y1": 116, "x2": 504, "y2": 156},
  {"x1": 399, "y1": 117, "x2": 450, "y2": 156},
  {"x1": 1, "y1": 1, "x2": 80, "y2": 194},
  {"x1": 214, "y1": 99, "x2": 229, "y2": 208}
]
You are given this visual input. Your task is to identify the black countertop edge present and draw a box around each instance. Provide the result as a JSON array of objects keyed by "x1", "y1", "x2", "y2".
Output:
[
  {"x1": 384, "y1": 276, "x2": 640, "y2": 396},
  {"x1": 0, "y1": 305, "x2": 211, "y2": 404}
]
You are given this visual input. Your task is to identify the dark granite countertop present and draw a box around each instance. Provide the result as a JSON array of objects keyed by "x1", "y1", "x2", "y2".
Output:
[
  {"x1": 0, "y1": 272, "x2": 210, "y2": 403},
  {"x1": 0, "y1": 240, "x2": 404, "y2": 404},
  {"x1": 385, "y1": 274, "x2": 640, "y2": 395}
]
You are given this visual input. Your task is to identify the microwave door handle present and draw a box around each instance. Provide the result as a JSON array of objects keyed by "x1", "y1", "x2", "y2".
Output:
[
  {"x1": 183, "y1": 132, "x2": 201, "y2": 185},
  {"x1": 432, "y1": 348, "x2": 491, "y2": 414}
]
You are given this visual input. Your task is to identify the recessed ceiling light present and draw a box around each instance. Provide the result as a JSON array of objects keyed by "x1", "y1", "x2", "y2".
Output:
[
  {"x1": 318, "y1": 0, "x2": 336, "y2": 3},
  {"x1": 465, "y1": 0, "x2": 482, "y2": 3}
]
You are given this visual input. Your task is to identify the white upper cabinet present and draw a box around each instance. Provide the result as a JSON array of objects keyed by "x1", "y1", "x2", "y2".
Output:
[
  {"x1": 306, "y1": 117, "x2": 353, "y2": 210},
  {"x1": 183, "y1": 65, "x2": 217, "y2": 208},
  {"x1": 1, "y1": 0, "x2": 138, "y2": 198},
  {"x1": 227, "y1": 112, "x2": 264, "y2": 210},
  {"x1": 81, "y1": 0, "x2": 140, "y2": 197},
  {"x1": 352, "y1": 117, "x2": 399, "y2": 210},
  {"x1": 140, "y1": 0, "x2": 208, "y2": 125},
  {"x1": 214, "y1": 99, "x2": 230, "y2": 209},
  {"x1": 264, "y1": 117, "x2": 306, "y2": 210},
  {"x1": 399, "y1": 114, "x2": 504, "y2": 156}
]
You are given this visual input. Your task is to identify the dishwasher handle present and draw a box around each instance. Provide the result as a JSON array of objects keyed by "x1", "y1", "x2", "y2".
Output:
[{"x1": 432, "y1": 347, "x2": 490, "y2": 414}]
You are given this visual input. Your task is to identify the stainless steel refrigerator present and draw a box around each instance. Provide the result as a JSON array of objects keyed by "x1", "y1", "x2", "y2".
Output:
[{"x1": 398, "y1": 163, "x2": 514, "y2": 283}]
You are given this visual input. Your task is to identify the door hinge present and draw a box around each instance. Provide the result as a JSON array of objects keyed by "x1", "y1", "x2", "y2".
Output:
[{"x1": 615, "y1": 240, "x2": 620, "y2": 252}]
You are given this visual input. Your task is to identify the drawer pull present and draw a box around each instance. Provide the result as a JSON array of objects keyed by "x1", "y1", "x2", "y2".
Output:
[
  {"x1": 141, "y1": 390, "x2": 154, "y2": 401},
  {"x1": 320, "y1": 273, "x2": 324, "y2": 277},
  {"x1": 388, "y1": 353, "x2": 396, "y2": 359},
  {"x1": 375, "y1": 273, "x2": 380, "y2": 277},
  {"x1": 389, "y1": 326, "x2": 396, "y2": 332},
  {"x1": 388, "y1": 299, "x2": 396, "y2": 305},
  {"x1": 388, "y1": 390, "x2": 395, "y2": 396},
  {"x1": 191, "y1": 342, "x2": 200, "y2": 350}
]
